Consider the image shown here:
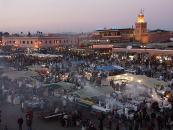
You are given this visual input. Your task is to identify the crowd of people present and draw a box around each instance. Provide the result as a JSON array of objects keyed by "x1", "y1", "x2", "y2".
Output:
[{"x1": 0, "y1": 48, "x2": 173, "y2": 130}]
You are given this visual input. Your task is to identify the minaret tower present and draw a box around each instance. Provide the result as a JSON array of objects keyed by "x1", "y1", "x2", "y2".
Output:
[{"x1": 135, "y1": 10, "x2": 148, "y2": 44}]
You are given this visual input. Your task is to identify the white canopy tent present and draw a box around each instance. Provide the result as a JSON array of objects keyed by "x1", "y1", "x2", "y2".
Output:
[{"x1": 107, "y1": 73, "x2": 167, "y2": 88}]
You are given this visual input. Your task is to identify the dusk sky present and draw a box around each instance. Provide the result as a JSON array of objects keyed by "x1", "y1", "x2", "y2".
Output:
[{"x1": 0, "y1": 0, "x2": 173, "y2": 33}]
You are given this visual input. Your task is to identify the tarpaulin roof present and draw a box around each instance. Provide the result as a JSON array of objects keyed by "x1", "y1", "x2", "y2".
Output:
[
  {"x1": 44, "y1": 81, "x2": 75, "y2": 89},
  {"x1": 95, "y1": 65, "x2": 124, "y2": 72}
]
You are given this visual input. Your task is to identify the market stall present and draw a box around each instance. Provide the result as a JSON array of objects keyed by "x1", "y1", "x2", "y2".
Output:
[
  {"x1": 107, "y1": 73, "x2": 167, "y2": 88},
  {"x1": 44, "y1": 81, "x2": 76, "y2": 96}
]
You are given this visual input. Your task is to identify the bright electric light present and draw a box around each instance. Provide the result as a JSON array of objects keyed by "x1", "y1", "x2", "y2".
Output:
[{"x1": 137, "y1": 80, "x2": 142, "y2": 83}]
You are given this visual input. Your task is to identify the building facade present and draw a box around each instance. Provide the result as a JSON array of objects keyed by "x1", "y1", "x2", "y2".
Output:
[
  {"x1": 2, "y1": 34, "x2": 79, "y2": 49},
  {"x1": 95, "y1": 28, "x2": 134, "y2": 43},
  {"x1": 148, "y1": 29, "x2": 171, "y2": 43},
  {"x1": 89, "y1": 11, "x2": 171, "y2": 45}
]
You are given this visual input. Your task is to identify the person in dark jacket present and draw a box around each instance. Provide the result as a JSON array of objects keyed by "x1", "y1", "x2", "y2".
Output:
[
  {"x1": 26, "y1": 114, "x2": 32, "y2": 130},
  {"x1": 157, "y1": 115, "x2": 163, "y2": 130},
  {"x1": 17, "y1": 117, "x2": 23, "y2": 130}
]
